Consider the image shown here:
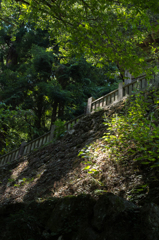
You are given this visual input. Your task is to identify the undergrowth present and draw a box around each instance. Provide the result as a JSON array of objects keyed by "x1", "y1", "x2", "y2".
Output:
[
  {"x1": 78, "y1": 87, "x2": 159, "y2": 199},
  {"x1": 103, "y1": 88, "x2": 159, "y2": 168}
]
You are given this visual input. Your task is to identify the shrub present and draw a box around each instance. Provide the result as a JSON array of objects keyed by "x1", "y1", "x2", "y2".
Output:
[{"x1": 103, "y1": 88, "x2": 159, "y2": 168}]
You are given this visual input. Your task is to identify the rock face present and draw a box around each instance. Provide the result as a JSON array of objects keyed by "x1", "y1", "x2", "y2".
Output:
[
  {"x1": 1, "y1": 193, "x2": 159, "y2": 240},
  {"x1": 92, "y1": 193, "x2": 138, "y2": 232}
]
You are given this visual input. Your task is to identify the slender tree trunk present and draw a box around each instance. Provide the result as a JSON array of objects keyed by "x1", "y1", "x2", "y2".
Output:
[
  {"x1": 6, "y1": 44, "x2": 18, "y2": 67},
  {"x1": 34, "y1": 94, "x2": 44, "y2": 133},
  {"x1": 58, "y1": 101, "x2": 64, "y2": 119},
  {"x1": 51, "y1": 100, "x2": 58, "y2": 125},
  {"x1": 116, "y1": 63, "x2": 125, "y2": 82}
]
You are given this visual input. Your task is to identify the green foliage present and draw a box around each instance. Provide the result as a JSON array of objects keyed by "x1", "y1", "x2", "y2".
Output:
[
  {"x1": 8, "y1": 178, "x2": 15, "y2": 183},
  {"x1": 1, "y1": 0, "x2": 159, "y2": 76},
  {"x1": 78, "y1": 145, "x2": 102, "y2": 176},
  {"x1": 0, "y1": 5, "x2": 122, "y2": 155},
  {"x1": 14, "y1": 177, "x2": 34, "y2": 187},
  {"x1": 0, "y1": 22, "x2": 119, "y2": 152},
  {"x1": 103, "y1": 88, "x2": 159, "y2": 168},
  {"x1": 8, "y1": 177, "x2": 35, "y2": 187},
  {"x1": 0, "y1": 103, "x2": 35, "y2": 155},
  {"x1": 54, "y1": 119, "x2": 66, "y2": 139},
  {"x1": 94, "y1": 189, "x2": 108, "y2": 195}
]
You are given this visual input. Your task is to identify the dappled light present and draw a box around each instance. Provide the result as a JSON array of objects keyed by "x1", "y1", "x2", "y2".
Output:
[
  {"x1": 0, "y1": 96, "x2": 156, "y2": 206},
  {"x1": 1, "y1": 87, "x2": 159, "y2": 239},
  {"x1": 1, "y1": 0, "x2": 159, "y2": 239}
]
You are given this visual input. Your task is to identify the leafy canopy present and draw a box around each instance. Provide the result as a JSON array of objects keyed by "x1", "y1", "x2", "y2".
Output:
[{"x1": 1, "y1": 0, "x2": 159, "y2": 76}]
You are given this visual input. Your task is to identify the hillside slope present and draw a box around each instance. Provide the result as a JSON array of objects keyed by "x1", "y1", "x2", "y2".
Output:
[
  {"x1": 0, "y1": 99, "x2": 129, "y2": 204},
  {"x1": 1, "y1": 92, "x2": 159, "y2": 240}
]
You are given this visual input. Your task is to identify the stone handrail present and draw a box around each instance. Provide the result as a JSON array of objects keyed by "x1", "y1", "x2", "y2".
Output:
[
  {"x1": 0, "y1": 114, "x2": 85, "y2": 166},
  {"x1": 64, "y1": 114, "x2": 85, "y2": 131},
  {"x1": 0, "y1": 73, "x2": 159, "y2": 167},
  {"x1": 0, "y1": 148, "x2": 20, "y2": 167},
  {"x1": 86, "y1": 74, "x2": 158, "y2": 114},
  {"x1": 91, "y1": 88, "x2": 118, "y2": 112}
]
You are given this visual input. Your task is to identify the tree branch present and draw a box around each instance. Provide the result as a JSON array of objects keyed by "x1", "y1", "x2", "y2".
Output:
[
  {"x1": 15, "y1": 0, "x2": 30, "y2": 5},
  {"x1": 0, "y1": 17, "x2": 15, "y2": 26}
]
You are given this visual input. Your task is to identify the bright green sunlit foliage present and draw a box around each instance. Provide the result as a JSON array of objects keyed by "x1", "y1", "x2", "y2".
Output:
[{"x1": 1, "y1": 0, "x2": 159, "y2": 77}]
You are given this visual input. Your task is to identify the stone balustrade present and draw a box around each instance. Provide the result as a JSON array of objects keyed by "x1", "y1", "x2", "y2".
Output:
[{"x1": 1, "y1": 73, "x2": 159, "y2": 167}]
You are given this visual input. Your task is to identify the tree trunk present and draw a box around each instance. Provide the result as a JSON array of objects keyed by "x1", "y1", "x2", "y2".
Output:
[
  {"x1": 58, "y1": 101, "x2": 64, "y2": 119},
  {"x1": 51, "y1": 100, "x2": 58, "y2": 125}
]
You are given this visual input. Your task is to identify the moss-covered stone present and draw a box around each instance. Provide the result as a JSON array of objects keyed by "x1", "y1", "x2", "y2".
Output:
[
  {"x1": 92, "y1": 192, "x2": 138, "y2": 231},
  {"x1": 46, "y1": 194, "x2": 95, "y2": 235},
  {"x1": 1, "y1": 193, "x2": 159, "y2": 240}
]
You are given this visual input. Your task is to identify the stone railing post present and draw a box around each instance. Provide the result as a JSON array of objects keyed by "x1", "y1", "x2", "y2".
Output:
[
  {"x1": 50, "y1": 125, "x2": 56, "y2": 141},
  {"x1": 118, "y1": 82, "x2": 123, "y2": 101},
  {"x1": 86, "y1": 97, "x2": 92, "y2": 114},
  {"x1": 18, "y1": 141, "x2": 27, "y2": 158}
]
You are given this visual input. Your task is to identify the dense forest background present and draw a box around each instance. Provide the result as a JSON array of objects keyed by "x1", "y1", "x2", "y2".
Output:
[
  {"x1": 0, "y1": 23, "x2": 120, "y2": 155},
  {"x1": 1, "y1": 0, "x2": 159, "y2": 155}
]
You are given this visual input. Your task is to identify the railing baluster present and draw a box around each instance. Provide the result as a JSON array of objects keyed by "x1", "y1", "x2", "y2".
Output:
[
  {"x1": 8, "y1": 154, "x2": 12, "y2": 162},
  {"x1": 12, "y1": 151, "x2": 16, "y2": 161},
  {"x1": 14, "y1": 150, "x2": 19, "y2": 161},
  {"x1": 111, "y1": 93, "x2": 114, "y2": 104},
  {"x1": 31, "y1": 142, "x2": 35, "y2": 151},
  {"x1": 108, "y1": 96, "x2": 110, "y2": 105},
  {"x1": 47, "y1": 134, "x2": 50, "y2": 143},
  {"x1": 27, "y1": 144, "x2": 32, "y2": 153},
  {"x1": 103, "y1": 97, "x2": 106, "y2": 106},
  {"x1": 115, "y1": 91, "x2": 118, "y2": 101},
  {"x1": 0, "y1": 75, "x2": 156, "y2": 167},
  {"x1": 0, "y1": 157, "x2": 4, "y2": 166},
  {"x1": 100, "y1": 99, "x2": 103, "y2": 108},
  {"x1": 23, "y1": 145, "x2": 27, "y2": 155}
]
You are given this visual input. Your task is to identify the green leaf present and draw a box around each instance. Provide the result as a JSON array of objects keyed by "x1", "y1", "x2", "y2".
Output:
[
  {"x1": 141, "y1": 162, "x2": 150, "y2": 164},
  {"x1": 90, "y1": 169, "x2": 98, "y2": 172},
  {"x1": 83, "y1": 166, "x2": 91, "y2": 170},
  {"x1": 94, "y1": 189, "x2": 107, "y2": 194}
]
